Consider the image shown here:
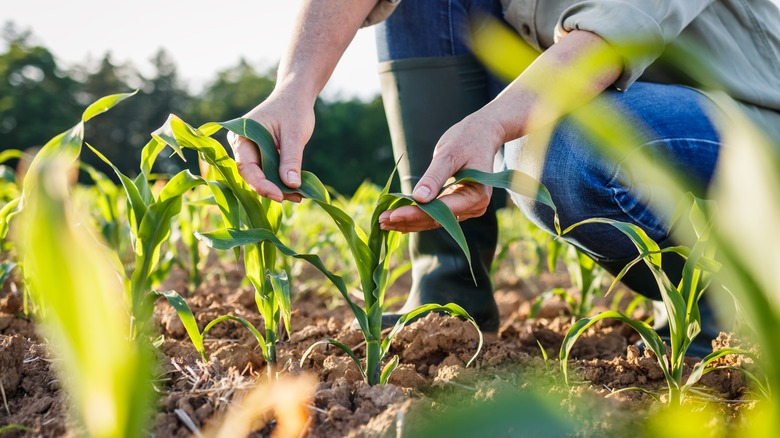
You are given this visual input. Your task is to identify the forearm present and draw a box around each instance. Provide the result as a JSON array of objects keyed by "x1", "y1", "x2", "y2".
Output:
[
  {"x1": 481, "y1": 30, "x2": 624, "y2": 145},
  {"x1": 275, "y1": 0, "x2": 379, "y2": 104}
]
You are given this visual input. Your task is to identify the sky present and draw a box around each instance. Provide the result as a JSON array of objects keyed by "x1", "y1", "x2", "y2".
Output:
[
  {"x1": 5, "y1": 0, "x2": 780, "y2": 101},
  {"x1": 4, "y1": 0, "x2": 381, "y2": 100}
]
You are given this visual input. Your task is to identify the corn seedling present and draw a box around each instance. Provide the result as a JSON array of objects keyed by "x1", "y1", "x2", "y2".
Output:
[
  {"x1": 702, "y1": 96, "x2": 780, "y2": 426},
  {"x1": 0, "y1": 150, "x2": 24, "y2": 247},
  {"x1": 159, "y1": 290, "x2": 265, "y2": 362},
  {"x1": 177, "y1": 196, "x2": 207, "y2": 289},
  {"x1": 559, "y1": 196, "x2": 763, "y2": 405},
  {"x1": 530, "y1": 244, "x2": 605, "y2": 320},
  {"x1": 13, "y1": 96, "x2": 155, "y2": 437},
  {"x1": 0, "y1": 149, "x2": 22, "y2": 203},
  {"x1": 87, "y1": 141, "x2": 206, "y2": 337},
  {"x1": 78, "y1": 161, "x2": 129, "y2": 257},
  {"x1": 152, "y1": 115, "x2": 298, "y2": 379}
]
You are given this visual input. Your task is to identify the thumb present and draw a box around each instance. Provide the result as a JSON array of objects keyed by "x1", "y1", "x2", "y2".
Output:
[
  {"x1": 278, "y1": 133, "x2": 304, "y2": 188},
  {"x1": 413, "y1": 155, "x2": 456, "y2": 203}
]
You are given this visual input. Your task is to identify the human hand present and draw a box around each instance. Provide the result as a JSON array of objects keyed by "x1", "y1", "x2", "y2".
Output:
[
  {"x1": 227, "y1": 91, "x2": 315, "y2": 203},
  {"x1": 378, "y1": 112, "x2": 506, "y2": 232}
]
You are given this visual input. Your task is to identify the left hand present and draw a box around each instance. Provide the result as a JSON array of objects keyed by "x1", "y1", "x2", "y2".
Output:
[{"x1": 378, "y1": 111, "x2": 506, "y2": 233}]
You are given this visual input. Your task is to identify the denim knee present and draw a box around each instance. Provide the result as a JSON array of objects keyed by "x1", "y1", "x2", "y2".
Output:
[
  {"x1": 375, "y1": 0, "x2": 505, "y2": 62},
  {"x1": 504, "y1": 83, "x2": 721, "y2": 261}
]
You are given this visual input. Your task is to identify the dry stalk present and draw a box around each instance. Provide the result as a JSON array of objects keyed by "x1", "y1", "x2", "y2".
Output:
[
  {"x1": 0, "y1": 379, "x2": 9, "y2": 415},
  {"x1": 175, "y1": 408, "x2": 203, "y2": 438}
]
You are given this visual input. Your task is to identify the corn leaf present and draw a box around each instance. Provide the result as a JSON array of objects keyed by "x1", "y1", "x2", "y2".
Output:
[
  {"x1": 0, "y1": 197, "x2": 21, "y2": 239},
  {"x1": 0, "y1": 261, "x2": 16, "y2": 287},
  {"x1": 154, "y1": 115, "x2": 271, "y2": 231},
  {"x1": 158, "y1": 170, "x2": 204, "y2": 202},
  {"x1": 80, "y1": 162, "x2": 120, "y2": 219},
  {"x1": 560, "y1": 311, "x2": 672, "y2": 387},
  {"x1": 203, "y1": 315, "x2": 267, "y2": 356},
  {"x1": 683, "y1": 348, "x2": 756, "y2": 390},
  {"x1": 382, "y1": 303, "x2": 484, "y2": 367},
  {"x1": 267, "y1": 270, "x2": 292, "y2": 333},
  {"x1": 87, "y1": 144, "x2": 148, "y2": 231},
  {"x1": 140, "y1": 138, "x2": 168, "y2": 178},
  {"x1": 385, "y1": 193, "x2": 474, "y2": 283},
  {"x1": 81, "y1": 91, "x2": 137, "y2": 122},
  {"x1": 300, "y1": 339, "x2": 366, "y2": 381},
  {"x1": 562, "y1": 217, "x2": 688, "y2": 358},
  {"x1": 160, "y1": 290, "x2": 205, "y2": 360},
  {"x1": 562, "y1": 218, "x2": 662, "y2": 266},
  {"x1": 370, "y1": 225, "x2": 403, "y2": 311},
  {"x1": 130, "y1": 195, "x2": 187, "y2": 318},
  {"x1": 0, "y1": 149, "x2": 23, "y2": 164},
  {"x1": 206, "y1": 181, "x2": 241, "y2": 229},
  {"x1": 195, "y1": 228, "x2": 368, "y2": 332},
  {"x1": 451, "y1": 168, "x2": 556, "y2": 213},
  {"x1": 379, "y1": 355, "x2": 400, "y2": 385},
  {"x1": 216, "y1": 117, "x2": 383, "y2": 299},
  {"x1": 18, "y1": 157, "x2": 154, "y2": 438}
]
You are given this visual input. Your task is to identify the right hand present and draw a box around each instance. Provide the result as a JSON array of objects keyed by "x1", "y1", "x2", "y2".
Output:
[{"x1": 228, "y1": 91, "x2": 315, "y2": 203}]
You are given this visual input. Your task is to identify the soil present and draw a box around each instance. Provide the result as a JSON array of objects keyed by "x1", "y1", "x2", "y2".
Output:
[{"x1": 0, "y1": 257, "x2": 757, "y2": 437}]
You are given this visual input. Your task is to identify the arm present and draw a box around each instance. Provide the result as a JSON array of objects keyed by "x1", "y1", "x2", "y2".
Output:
[
  {"x1": 379, "y1": 29, "x2": 623, "y2": 232},
  {"x1": 230, "y1": 0, "x2": 378, "y2": 202}
]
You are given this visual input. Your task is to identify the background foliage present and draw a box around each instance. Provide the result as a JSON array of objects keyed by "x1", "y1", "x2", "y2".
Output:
[{"x1": 0, "y1": 22, "x2": 394, "y2": 195}]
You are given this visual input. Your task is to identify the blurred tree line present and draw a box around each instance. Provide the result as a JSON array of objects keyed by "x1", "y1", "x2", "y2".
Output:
[{"x1": 0, "y1": 23, "x2": 394, "y2": 195}]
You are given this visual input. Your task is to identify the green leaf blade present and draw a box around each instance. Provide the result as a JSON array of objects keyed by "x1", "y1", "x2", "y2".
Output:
[{"x1": 81, "y1": 91, "x2": 137, "y2": 122}]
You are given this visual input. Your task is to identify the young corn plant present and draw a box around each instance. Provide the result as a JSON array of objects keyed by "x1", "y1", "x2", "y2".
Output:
[
  {"x1": 530, "y1": 244, "x2": 605, "y2": 320},
  {"x1": 177, "y1": 195, "x2": 208, "y2": 289},
  {"x1": 200, "y1": 118, "x2": 558, "y2": 385},
  {"x1": 0, "y1": 92, "x2": 137, "y2": 318},
  {"x1": 87, "y1": 141, "x2": 206, "y2": 337},
  {"x1": 13, "y1": 94, "x2": 155, "y2": 438},
  {"x1": 78, "y1": 161, "x2": 129, "y2": 257},
  {"x1": 152, "y1": 115, "x2": 298, "y2": 379},
  {"x1": 559, "y1": 196, "x2": 762, "y2": 405},
  {"x1": 0, "y1": 149, "x2": 22, "y2": 205},
  {"x1": 708, "y1": 97, "x2": 780, "y2": 421}
]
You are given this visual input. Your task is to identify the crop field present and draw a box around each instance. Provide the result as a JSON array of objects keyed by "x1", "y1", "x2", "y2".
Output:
[{"x1": 0, "y1": 90, "x2": 778, "y2": 438}]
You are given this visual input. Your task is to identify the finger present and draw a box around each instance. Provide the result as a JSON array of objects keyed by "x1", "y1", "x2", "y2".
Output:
[
  {"x1": 278, "y1": 133, "x2": 304, "y2": 188},
  {"x1": 284, "y1": 193, "x2": 304, "y2": 203},
  {"x1": 412, "y1": 152, "x2": 457, "y2": 203},
  {"x1": 381, "y1": 205, "x2": 436, "y2": 227},
  {"x1": 381, "y1": 184, "x2": 491, "y2": 232},
  {"x1": 379, "y1": 207, "x2": 440, "y2": 233},
  {"x1": 236, "y1": 162, "x2": 284, "y2": 202},
  {"x1": 232, "y1": 136, "x2": 285, "y2": 202}
]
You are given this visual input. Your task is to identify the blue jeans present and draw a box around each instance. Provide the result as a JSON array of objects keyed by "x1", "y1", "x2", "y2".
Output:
[{"x1": 505, "y1": 82, "x2": 721, "y2": 263}]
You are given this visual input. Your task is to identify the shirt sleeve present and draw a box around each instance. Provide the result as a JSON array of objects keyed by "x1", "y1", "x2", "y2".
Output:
[
  {"x1": 555, "y1": 0, "x2": 716, "y2": 90},
  {"x1": 362, "y1": 0, "x2": 402, "y2": 27}
]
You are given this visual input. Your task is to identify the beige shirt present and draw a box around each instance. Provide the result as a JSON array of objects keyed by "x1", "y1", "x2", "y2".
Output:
[{"x1": 365, "y1": 0, "x2": 780, "y2": 140}]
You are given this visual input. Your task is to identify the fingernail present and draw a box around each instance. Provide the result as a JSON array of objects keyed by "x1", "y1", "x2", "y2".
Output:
[
  {"x1": 270, "y1": 194, "x2": 283, "y2": 203},
  {"x1": 414, "y1": 186, "x2": 431, "y2": 200},
  {"x1": 380, "y1": 222, "x2": 392, "y2": 231},
  {"x1": 287, "y1": 170, "x2": 300, "y2": 186}
]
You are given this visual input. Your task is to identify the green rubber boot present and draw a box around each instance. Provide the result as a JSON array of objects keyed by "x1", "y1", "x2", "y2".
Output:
[{"x1": 378, "y1": 55, "x2": 500, "y2": 332}]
